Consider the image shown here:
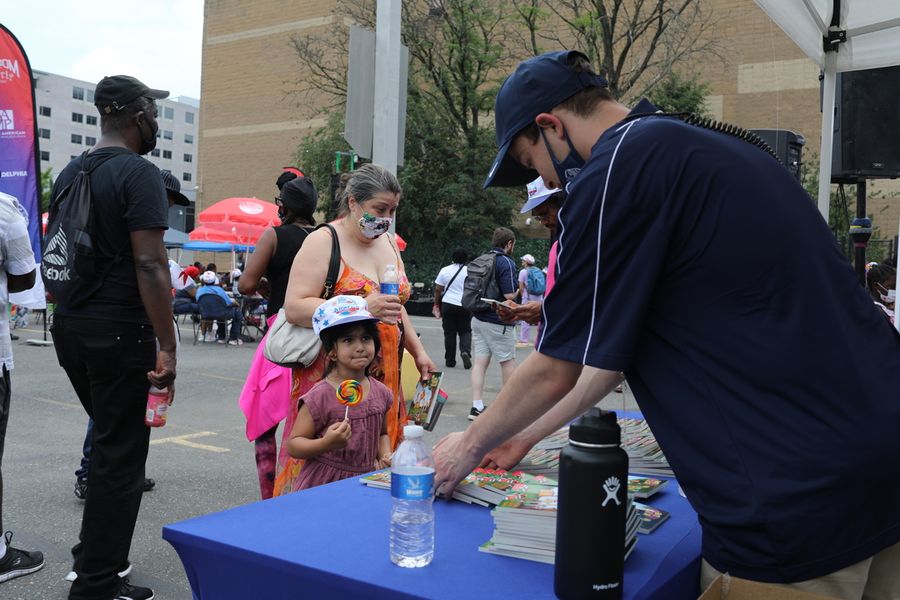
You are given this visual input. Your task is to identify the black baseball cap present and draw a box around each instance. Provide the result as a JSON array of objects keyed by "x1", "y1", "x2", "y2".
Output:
[
  {"x1": 94, "y1": 75, "x2": 169, "y2": 115},
  {"x1": 160, "y1": 169, "x2": 190, "y2": 206},
  {"x1": 280, "y1": 176, "x2": 318, "y2": 219},
  {"x1": 483, "y1": 50, "x2": 607, "y2": 189}
]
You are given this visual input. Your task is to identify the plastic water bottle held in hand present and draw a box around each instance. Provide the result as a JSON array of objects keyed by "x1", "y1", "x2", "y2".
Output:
[
  {"x1": 145, "y1": 386, "x2": 170, "y2": 428},
  {"x1": 381, "y1": 264, "x2": 400, "y2": 296},
  {"x1": 390, "y1": 425, "x2": 435, "y2": 568}
]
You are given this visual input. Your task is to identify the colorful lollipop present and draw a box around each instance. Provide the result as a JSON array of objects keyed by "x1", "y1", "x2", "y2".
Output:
[{"x1": 337, "y1": 379, "x2": 363, "y2": 419}]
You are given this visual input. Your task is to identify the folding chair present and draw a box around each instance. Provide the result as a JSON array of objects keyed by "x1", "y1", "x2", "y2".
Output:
[{"x1": 194, "y1": 294, "x2": 233, "y2": 345}]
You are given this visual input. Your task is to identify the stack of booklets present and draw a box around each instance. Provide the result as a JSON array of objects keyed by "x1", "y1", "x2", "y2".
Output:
[
  {"x1": 358, "y1": 468, "x2": 557, "y2": 508},
  {"x1": 634, "y1": 502, "x2": 671, "y2": 534},
  {"x1": 515, "y1": 417, "x2": 674, "y2": 478},
  {"x1": 406, "y1": 372, "x2": 447, "y2": 432},
  {"x1": 619, "y1": 418, "x2": 674, "y2": 477},
  {"x1": 479, "y1": 484, "x2": 640, "y2": 565},
  {"x1": 627, "y1": 475, "x2": 668, "y2": 499}
]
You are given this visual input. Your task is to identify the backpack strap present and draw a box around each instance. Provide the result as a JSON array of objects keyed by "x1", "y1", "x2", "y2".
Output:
[{"x1": 444, "y1": 264, "x2": 465, "y2": 291}]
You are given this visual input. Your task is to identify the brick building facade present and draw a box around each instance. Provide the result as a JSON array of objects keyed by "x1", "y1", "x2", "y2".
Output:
[{"x1": 199, "y1": 0, "x2": 898, "y2": 247}]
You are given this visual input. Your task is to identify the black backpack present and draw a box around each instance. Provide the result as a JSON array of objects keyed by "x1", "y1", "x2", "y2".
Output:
[
  {"x1": 461, "y1": 251, "x2": 503, "y2": 313},
  {"x1": 42, "y1": 152, "x2": 118, "y2": 307}
]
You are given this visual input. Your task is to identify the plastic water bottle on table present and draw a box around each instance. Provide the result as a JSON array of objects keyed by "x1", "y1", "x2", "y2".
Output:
[{"x1": 390, "y1": 424, "x2": 434, "y2": 567}]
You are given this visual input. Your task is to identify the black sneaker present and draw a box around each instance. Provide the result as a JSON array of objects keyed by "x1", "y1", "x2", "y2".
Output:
[
  {"x1": 0, "y1": 531, "x2": 45, "y2": 583},
  {"x1": 113, "y1": 577, "x2": 154, "y2": 600},
  {"x1": 468, "y1": 406, "x2": 485, "y2": 421},
  {"x1": 75, "y1": 478, "x2": 154, "y2": 500},
  {"x1": 445, "y1": 361, "x2": 456, "y2": 368},
  {"x1": 460, "y1": 352, "x2": 472, "y2": 370},
  {"x1": 74, "y1": 478, "x2": 88, "y2": 500}
]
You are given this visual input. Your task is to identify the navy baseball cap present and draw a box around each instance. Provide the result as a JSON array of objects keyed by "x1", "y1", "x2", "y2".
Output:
[{"x1": 483, "y1": 50, "x2": 607, "y2": 189}]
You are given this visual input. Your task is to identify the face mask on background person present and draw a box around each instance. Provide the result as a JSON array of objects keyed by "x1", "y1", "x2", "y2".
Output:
[
  {"x1": 137, "y1": 115, "x2": 158, "y2": 155},
  {"x1": 357, "y1": 212, "x2": 392, "y2": 239}
]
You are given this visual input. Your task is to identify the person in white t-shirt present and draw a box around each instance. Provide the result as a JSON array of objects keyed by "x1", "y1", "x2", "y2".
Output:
[
  {"x1": 432, "y1": 248, "x2": 472, "y2": 369},
  {"x1": 0, "y1": 191, "x2": 44, "y2": 583}
]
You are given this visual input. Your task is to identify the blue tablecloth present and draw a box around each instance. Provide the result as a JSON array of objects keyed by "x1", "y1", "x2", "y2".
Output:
[{"x1": 163, "y1": 473, "x2": 701, "y2": 599}]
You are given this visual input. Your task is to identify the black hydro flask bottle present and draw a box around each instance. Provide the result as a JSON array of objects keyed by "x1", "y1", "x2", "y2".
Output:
[{"x1": 554, "y1": 408, "x2": 629, "y2": 599}]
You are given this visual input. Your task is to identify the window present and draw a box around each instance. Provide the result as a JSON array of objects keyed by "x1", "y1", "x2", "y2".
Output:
[
  {"x1": 184, "y1": 133, "x2": 193, "y2": 144},
  {"x1": 183, "y1": 172, "x2": 192, "y2": 182},
  {"x1": 164, "y1": 107, "x2": 174, "y2": 120},
  {"x1": 150, "y1": 149, "x2": 160, "y2": 157},
  {"x1": 86, "y1": 89, "x2": 94, "y2": 102},
  {"x1": 40, "y1": 150, "x2": 50, "y2": 161},
  {"x1": 39, "y1": 128, "x2": 50, "y2": 139},
  {"x1": 86, "y1": 115, "x2": 97, "y2": 126},
  {"x1": 72, "y1": 112, "x2": 83, "y2": 123},
  {"x1": 163, "y1": 130, "x2": 173, "y2": 140},
  {"x1": 71, "y1": 134, "x2": 82, "y2": 144},
  {"x1": 72, "y1": 86, "x2": 84, "y2": 100},
  {"x1": 163, "y1": 150, "x2": 172, "y2": 159},
  {"x1": 185, "y1": 111, "x2": 195, "y2": 124},
  {"x1": 85, "y1": 136, "x2": 96, "y2": 146},
  {"x1": 183, "y1": 153, "x2": 192, "y2": 163},
  {"x1": 39, "y1": 106, "x2": 51, "y2": 117},
  {"x1": 156, "y1": 130, "x2": 161, "y2": 138}
]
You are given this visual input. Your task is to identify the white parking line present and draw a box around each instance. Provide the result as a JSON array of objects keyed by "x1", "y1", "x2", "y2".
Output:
[{"x1": 150, "y1": 431, "x2": 230, "y2": 453}]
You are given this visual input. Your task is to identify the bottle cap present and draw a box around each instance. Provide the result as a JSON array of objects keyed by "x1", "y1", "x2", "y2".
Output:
[
  {"x1": 403, "y1": 424, "x2": 424, "y2": 439},
  {"x1": 569, "y1": 408, "x2": 620, "y2": 446}
]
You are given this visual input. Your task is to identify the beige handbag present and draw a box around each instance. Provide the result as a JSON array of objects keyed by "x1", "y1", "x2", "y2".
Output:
[{"x1": 264, "y1": 224, "x2": 340, "y2": 367}]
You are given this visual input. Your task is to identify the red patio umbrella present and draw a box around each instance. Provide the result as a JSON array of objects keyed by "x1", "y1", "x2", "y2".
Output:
[
  {"x1": 198, "y1": 197, "x2": 279, "y2": 227},
  {"x1": 192, "y1": 197, "x2": 279, "y2": 246}
]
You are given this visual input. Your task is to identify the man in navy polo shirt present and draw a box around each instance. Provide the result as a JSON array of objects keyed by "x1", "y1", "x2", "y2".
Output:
[
  {"x1": 433, "y1": 50, "x2": 900, "y2": 597},
  {"x1": 468, "y1": 227, "x2": 519, "y2": 420}
]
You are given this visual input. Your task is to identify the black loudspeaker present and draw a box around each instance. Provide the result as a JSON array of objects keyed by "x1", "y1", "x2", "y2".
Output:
[
  {"x1": 749, "y1": 129, "x2": 805, "y2": 180},
  {"x1": 831, "y1": 65, "x2": 900, "y2": 183}
]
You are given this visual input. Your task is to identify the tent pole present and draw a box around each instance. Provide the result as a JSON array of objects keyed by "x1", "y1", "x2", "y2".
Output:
[{"x1": 817, "y1": 56, "x2": 837, "y2": 222}]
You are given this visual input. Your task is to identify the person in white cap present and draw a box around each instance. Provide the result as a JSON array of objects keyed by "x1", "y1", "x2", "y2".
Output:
[
  {"x1": 195, "y1": 271, "x2": 243, "y2": 344},
  {"x1": 516, "y1": 253, "x2": 544, "y2": 345}
]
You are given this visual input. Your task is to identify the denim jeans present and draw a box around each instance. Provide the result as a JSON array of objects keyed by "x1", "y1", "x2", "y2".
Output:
[{"x1": 52, "y1": 315, "x2": 155, "y2": 600}]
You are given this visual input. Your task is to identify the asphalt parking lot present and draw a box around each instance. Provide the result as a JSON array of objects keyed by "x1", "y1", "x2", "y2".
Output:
[{"x1": 2, "y1": 314, "x2": 636, "y2": 599}]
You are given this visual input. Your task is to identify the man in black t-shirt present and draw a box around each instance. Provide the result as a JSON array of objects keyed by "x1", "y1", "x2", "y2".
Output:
[{"x1": 50, "y1": 75, "x2": 175, "y2": 600}]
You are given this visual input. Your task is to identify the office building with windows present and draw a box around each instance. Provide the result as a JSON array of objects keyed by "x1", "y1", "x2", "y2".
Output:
[{"x1": 33, "y1": 70, "x2": 200, "y2": 231}]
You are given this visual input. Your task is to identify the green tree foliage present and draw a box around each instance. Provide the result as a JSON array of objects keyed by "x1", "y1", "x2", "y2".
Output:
[
  {"x1": 646, "y1": 72, "x2": 711, "y2": 116},
  {"x1": 289, "y1": 0, "x2": 718, "y2": 280},
  {"x1": 40, "y1": 167, "x2": 53, "y2": 212}
]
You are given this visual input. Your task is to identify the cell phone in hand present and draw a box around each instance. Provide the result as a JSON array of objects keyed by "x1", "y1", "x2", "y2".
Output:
[{"x1": 480, "y1": 298, "x2": 506, "y2": 307}]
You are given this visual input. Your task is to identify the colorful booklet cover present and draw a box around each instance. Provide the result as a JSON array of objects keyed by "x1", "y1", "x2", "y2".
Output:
[
  {"x1": 627, "y1": 475, "x2": 669, "y2": 499},
  {"x1": 407, "y1": 371, "x2": 444, "y2": 430},
  {"x1": 634, "y1": 502, "x2": 671, "y2": 534}
]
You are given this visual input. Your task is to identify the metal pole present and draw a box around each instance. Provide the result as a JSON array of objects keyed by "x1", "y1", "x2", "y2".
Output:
[
  {"x1": 817, "y1": 58, "x2": 837, "y2": 222},
  {"x1": 854, "y1": 180, "x2": 867, "y2": 286},
  {"x1": 373, "y1": 0, "x2": 402, "y2": 176}
]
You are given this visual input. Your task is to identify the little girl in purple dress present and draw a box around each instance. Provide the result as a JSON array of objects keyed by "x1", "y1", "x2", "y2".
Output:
[{"x1": 286, "y1": 296, "x2": 393, "y2": 491}]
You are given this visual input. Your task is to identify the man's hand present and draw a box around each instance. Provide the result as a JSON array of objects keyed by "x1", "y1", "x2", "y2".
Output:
[
  {"x1": 433, "y1": 432, "x2": 483, "y2": 499},
  {"x1": 480, "y1": 434, "x2": 535, "y2": 470},
  {"x1": 148, "y1": 349, "x2": 176, "y2": 389},
  {"x1": 497, "y1": 300, "x2": 542, "y2": 325}
]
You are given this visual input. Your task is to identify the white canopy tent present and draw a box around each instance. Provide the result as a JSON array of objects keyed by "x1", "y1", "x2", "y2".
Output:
[{"x1": 754, "y1": 0, "x2": 900, "y2": 330}]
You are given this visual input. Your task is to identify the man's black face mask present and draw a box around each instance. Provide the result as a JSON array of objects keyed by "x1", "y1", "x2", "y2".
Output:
[{"x1": 136, "y1": 105, "x2": 159, "y2": 155}]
